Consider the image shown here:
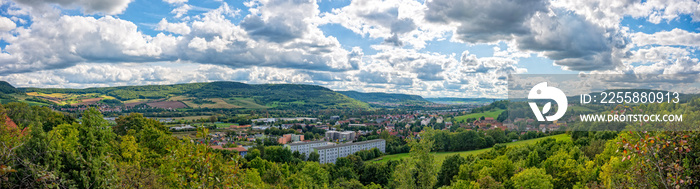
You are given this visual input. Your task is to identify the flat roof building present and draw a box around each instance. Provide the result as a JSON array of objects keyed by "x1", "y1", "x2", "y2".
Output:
[
  {"x1": 314, "y1": 139, "x2": 385, "y2": 164},
  {"x1": 325, "y1": 130, "x2": 356, "y2": 142},
  {"x1": 284, "y1": 141, "x2": 332, "y2": 158}
]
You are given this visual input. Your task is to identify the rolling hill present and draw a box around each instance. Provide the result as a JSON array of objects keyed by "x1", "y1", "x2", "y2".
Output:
[
  {"x1": 13, "y1": 81, "x2": 370, "y2": 109},
  {"x1": 338, "y1": 91, "x2": 432, "y2": 106},
  {"x1": 0, "y1": 81, "x2": 22, "y2": 94}
]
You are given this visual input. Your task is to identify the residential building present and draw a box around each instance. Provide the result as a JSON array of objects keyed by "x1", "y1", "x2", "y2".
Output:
[
  {"x1": 281, "y1": 124, "x2": 293, "y2": 129},
  {"x1": 251, "y1": 118, "x2": 277, "y2": 123},
  {"x1": 315, "y1": 139, "x2": 386, "y2": 164},
  {"x1": 325, "y1": 131, "x2": 356, "y2": 141},
  {"x1": 472, "y1": 117, "x2": 502, "y2": 129},
  {"x1": 285, "y1": 141, "x2": 332, "y2": 157},
  {"x1": 170, "y1": 125, "x2": 195, "y2": 131},
  {"x1": 421, "y1": 118, "x2": 431, "y2": 126},
  {"x1": 278, "y1": 134, "x2": 305, "y2": 144}
]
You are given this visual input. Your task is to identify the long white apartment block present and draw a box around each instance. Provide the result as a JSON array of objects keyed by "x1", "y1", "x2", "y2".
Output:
[
  {"x1": 314, "y1": 139, "x2": 386, "y2": 164},
  {"x1": 284, "y1": 141, "x2": 332, "y2": 157}
]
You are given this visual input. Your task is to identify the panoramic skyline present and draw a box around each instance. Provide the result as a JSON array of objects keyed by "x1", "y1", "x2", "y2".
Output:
[{"x1": 0, "y1": 0, "x2": 698, "y2": 98}]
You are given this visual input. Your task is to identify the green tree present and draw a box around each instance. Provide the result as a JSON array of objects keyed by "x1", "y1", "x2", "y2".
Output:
[
  {"x1": 541, "y1": 149, "x2": 582, "y2": 188},
  {"x1": 511, "y1": 168, "x2": 553, "y2": 189},
  {"x1": 392, "y1": 137, "x2": 437, "y2": 188},
  {"x1": 239, "y1": 168, "x2": 267, "y2": 188},
  {"x1": 475, "y1": 175, "x2": 504, "y2": 189},
  {"x1": 300, "y1": 162, "x2": 329, "y2": 187},
  {"x1": 158, "y1": 132, "x2": 243, "y2": 188},
  {"x1": 333, "y1": 178, "x2": 364, "y2": 189},
  {"x1": 114, "y1": 113, "x2": 168, "y2": 136},
  {"x1": 245, "y1": 149, "x2": 261, "y2": 161},
  {"x1": 437, "y1": 154, "x2": 466, "y2": 187},
  {"x1": 3, "y1": 102, "x2": 36, "y2": 128},
  {"x1": 486, "y1": 129, "x2": 507, "y2": 143},
  {"x1": 0, "y1": 105, "x2": 31, "y2": 187},
  {"x1": 308, "y1": 151, "x2": 320, "y2": 162},
  {"x1": 75, "y1": 108, "x2": 119, "y2": 188},
  {"x1": 446, "y1": 179, "x2": 478, "y2": 189},
  {"x1": 286, "y1": 172, "x2": 313, "y2": 188},
  {"x1": 525, "y1": 151, "x2": 540, "y2": 167},
  {"x1": 263, "y1": 146, "x2": 294, "y2": 163}
]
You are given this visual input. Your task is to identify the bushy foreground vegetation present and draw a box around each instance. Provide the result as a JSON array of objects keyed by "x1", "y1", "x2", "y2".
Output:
[{"x1": 1, "y1": 99, "x2": 700, "y2": 188}]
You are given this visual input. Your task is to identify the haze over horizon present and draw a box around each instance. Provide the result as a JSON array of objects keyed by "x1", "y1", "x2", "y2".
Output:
[{"x1": 0, "y1": 0, "x2": 698, "y2": 98}]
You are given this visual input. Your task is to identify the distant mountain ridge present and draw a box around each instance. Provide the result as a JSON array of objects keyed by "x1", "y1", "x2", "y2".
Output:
[
  {"x1": 15, "y1": 81, "x2": 370, "y2": 109},
  {"x1": 337, "y1": 91, "x2": 432, "y2": 105},
  {"x1": 425, "y1": 97, "x2": 500, "y2": 105},
  {"x1": 2, "y1": 81, "x2": 456, "y2": 109}
]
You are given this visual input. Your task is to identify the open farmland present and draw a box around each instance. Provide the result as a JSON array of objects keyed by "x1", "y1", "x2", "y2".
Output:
[
  {"x1": 146, "y1": 101, "x2": 188, "y2": 109},
  {"x1": 73, "y1": 97, "x2": 103, "y2": 106},
  {"x1": 182, "y1": 98, "x2": 242, "y2": 109},
  {"x1": 451, "y1": 109, "x2": 505, "y2": 122},
  {"x1": 26, "y1": 92, "x2": 112, "y2": 105},
  {"x1": 124, "y1": 101, "x2": 146, "y2": 107},
  {"x1": 224, "y1": 97, "x2": 268, "y2": 109}
]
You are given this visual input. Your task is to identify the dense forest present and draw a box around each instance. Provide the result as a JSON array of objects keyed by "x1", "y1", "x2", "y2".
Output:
[{"x1": 1, "y1": 98, "x2": 700, "y2": 188}]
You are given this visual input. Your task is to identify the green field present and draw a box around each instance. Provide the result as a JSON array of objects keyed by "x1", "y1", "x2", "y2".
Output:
[
  {"x1": 371, "y1": 134, "x2": 571, "y2": 163},
  {"x1": 214, "y1": 122, "x2": 239, "y2": 128},
  {"x1": 451, "y1": 109, "x2": 505, "y2": 122},
  {"x1": 569, "y1": 105, "x2": 594, "y2": 112},
  {"x1": 224, "y1": 97, "x2": 269, "y2": 109}
]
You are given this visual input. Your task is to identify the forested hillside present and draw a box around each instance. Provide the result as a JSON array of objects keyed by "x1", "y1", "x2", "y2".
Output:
[
  {"x1": 18, "y1": 81, "x2": 369, "y2": 110},
  {"x1": 0, "y1": 81, "x2": 21, "y2": 94},
  {"x1": 338, "y1": 91, "x2": 431, "y2": 105}
]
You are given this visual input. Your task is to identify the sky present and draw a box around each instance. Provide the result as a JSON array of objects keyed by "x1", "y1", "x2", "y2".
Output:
[{"x1": 0, "y1": 0, "x2": 697, "y2": 98}]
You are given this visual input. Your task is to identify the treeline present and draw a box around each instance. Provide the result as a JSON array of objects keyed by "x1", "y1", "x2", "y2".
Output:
[
  {"x1": 337, "y1": 91, "x2": 430, "y2": 104},
  {"x1": 354, "y1": 148, "x2": 383, "y2": 161},
  {"x1": 421, "y1": 127, "x2": 551, "y2": 152},
  {"x1": 358, "y1": 131, "x2": 410, "y2": 154},
  {"x1": 470, "y1": 100, "x2": 507, "y2": 113}
]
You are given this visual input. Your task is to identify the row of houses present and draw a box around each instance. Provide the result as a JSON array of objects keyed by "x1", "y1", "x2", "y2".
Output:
[{"x1": 285, "y1": 139, "x2": 386, "y2": 164}]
